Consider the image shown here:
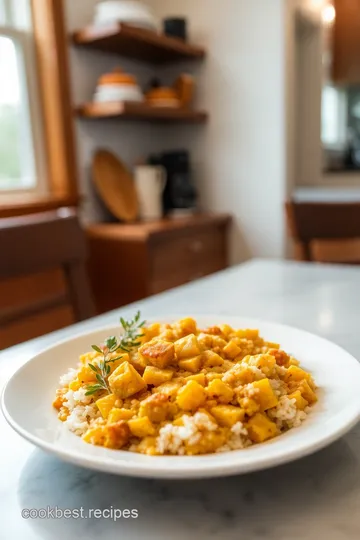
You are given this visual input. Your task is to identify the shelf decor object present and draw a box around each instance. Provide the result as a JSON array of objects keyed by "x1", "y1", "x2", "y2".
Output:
[{"x1": 92, "y1": 149, "x2": 139, "y2": 222}]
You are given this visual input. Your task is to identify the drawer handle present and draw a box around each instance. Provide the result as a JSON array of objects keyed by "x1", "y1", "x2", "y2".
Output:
[{"x1": 189, "y1": 240, "x2": 204, "y2": 253}]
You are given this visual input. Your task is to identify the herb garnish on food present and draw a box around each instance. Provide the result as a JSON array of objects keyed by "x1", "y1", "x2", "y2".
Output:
[{"x1": 85, "y1": 311, "x2": 145, "y2": 396}]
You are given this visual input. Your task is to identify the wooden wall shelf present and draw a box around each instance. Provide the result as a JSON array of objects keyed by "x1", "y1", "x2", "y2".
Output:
[
  {"x1": 75, "y1": 101, "x2": 208, "y2": 123},
  {"x1": 72, "y1": 23, "x2": 205, "y2": 64}
]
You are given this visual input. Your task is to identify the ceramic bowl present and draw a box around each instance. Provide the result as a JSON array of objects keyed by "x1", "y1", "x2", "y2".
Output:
[{"x1": 94, "y1": 0, "x2": 159, "y2": 31}]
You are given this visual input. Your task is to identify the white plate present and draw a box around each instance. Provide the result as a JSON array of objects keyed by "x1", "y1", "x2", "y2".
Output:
[{"x1": 2, "y1": 315, "x2": 360, "y2": 479}]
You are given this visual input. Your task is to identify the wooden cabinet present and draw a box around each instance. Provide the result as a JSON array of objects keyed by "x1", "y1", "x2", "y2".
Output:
[
  {"x1": 333, "y1": 0, "x2": 360, "y2": 84},
  {"x1": 86, "y1": 214, "x2": 231, "y2": 313}
]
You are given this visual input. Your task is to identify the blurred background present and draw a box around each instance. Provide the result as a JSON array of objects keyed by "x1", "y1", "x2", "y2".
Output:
[{"x1": 1, "y1": 0, "x2": 359, "y2": 349}]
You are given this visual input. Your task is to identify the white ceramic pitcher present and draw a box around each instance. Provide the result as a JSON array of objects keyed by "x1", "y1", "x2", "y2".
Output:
[{"x1": 134, "y1": 165, "x2": 166, "y2": 220}]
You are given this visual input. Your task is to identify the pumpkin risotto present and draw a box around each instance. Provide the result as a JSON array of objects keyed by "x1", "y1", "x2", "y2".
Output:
[{"x1": 53, "y1": 315, "x2": 318, "y2": 455}]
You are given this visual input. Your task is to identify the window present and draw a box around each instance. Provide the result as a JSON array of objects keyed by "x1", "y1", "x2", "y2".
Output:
[
  {"x1": 321, "y1": 85, "x2": 347, "y2": 150},
  {"x1": 0, "y1": 0, "x2": 45, "y2": 194},
  {"x1": 0, "y1": 0, "x2": 78, "y2": 217}
]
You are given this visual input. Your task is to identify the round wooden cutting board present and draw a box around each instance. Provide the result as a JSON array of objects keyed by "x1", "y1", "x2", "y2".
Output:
[{"x1": 92, "y1": 149, "x2": 139, "y2": 222}]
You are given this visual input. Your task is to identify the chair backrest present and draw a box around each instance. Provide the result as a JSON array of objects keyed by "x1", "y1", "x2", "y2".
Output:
[
  {"x1": 286, "y1": 201, "x2": 360, "y2": 263},
  {"x1": 0, "y1": 208, "x2": 95, "y2": 334}
]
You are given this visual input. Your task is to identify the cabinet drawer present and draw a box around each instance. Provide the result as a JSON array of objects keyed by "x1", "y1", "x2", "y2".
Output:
[{"x1": 150, "y1": 227, "x2": 227, "y2": 294}]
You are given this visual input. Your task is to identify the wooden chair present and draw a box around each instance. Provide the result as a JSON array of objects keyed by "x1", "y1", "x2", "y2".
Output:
[
  {"x1": 0, "y1": 208, "x2": 95, "y2": 346},
  {"x1": 286, "y1": 201, "x2": 360, "y2": 263}
]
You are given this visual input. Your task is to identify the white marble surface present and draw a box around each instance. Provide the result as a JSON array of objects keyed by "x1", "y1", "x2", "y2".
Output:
[{"x1": 1, "y1": 259, "x2": 360, "y2": 539}]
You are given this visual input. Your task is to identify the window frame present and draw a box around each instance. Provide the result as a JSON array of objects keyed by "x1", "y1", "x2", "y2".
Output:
[{"x1": 0, "y1": 0, "x2": 79, "y2": 217}]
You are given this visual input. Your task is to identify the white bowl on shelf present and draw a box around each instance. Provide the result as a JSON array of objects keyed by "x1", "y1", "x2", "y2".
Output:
[
  {"x1": 94, "y1": 0, "x2": 159, "y2": 31},
  {"x1": 94, "y1": 84, "x2": 144, "y2": 103}
]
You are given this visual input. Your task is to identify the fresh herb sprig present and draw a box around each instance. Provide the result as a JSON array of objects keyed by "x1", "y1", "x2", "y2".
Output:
[
  {"x1": 119, "y1": 311, "x2": 145, "y2": 352},
  {"x1": 85, "y1": 337, "x2": 123, "y2": 396},
  {"x1": 85, "y1": 311, "x2": 145, "y2": 396}
]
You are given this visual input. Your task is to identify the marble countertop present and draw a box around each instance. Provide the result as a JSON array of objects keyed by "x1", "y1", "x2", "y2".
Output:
[{"x1": 2, "y1": 259, "x2": 360, "y2": 540}]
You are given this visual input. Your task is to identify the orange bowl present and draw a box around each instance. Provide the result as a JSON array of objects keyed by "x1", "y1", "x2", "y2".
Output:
[
  {"x1": 146, "y1": 87, "x2": 179, "y2": 100},
  {"x1": 98, "y1": 68, "x2": 137, "y2": 87}
]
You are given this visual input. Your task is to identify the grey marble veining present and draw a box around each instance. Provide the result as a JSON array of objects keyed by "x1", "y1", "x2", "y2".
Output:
[{"x1": 2, "y1": 259, "x2": 360, "y2": 540}]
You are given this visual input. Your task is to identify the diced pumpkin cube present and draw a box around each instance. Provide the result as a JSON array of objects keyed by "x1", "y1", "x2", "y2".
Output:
[
  {"x1": 107, "y1": 352, "x2": 130, "y2": 374},
  {"x1": 82, "y1": 426, "x2": 104, "y2": 445},
  {"x1": 139, "y1": 393, "x2": 174, "y2": 423},
  {"x1": 52, "y1": 390, "x2": 66, "y2": 410},
  {"x1": 136, "y1": 436, "x2": 158, "y2": 455},
  {"x1": 234, "y1": 329, "x2": 259, "y2": 339},
  {"x1": 153, "y1": 380, "x2": 182, "y2": 398},
  {"x1": 246, "y1": 329, "x2": 259, "y2": 339},
  {"x1": 223, "y1": 340, "x2": 241, "y2": 359},
  {"x1": 252, "y1": 378, "x2": 279, "y2": 410},
  {"x1": 143, "y1": 366, "x2": 174, "y2": 386},
  {"x1": 206, "y1": 379, "x2": 234, "y2": 403},
  {"x1": 174, "y1": 334, "x2": 201, "y2": 359},
  {"x1": 205, "y1": 325, "x2": 224, "y2": 336},
  {"x1": 69, "y1": 380, "x2": 81, "y2": 391},
  {"x1": 284, "y1": 365, "x2": 313, "y2": 384},
  {"x1": 83, "y1": 421, "x2": 130, "y2": 449},
  {"x1": 184, "y1": 373, "x2": 206, "y2": 386},
  {"x1": 211, "y1": 336, "x2": 228, "y2": 350},
  {"x1": 296, "y1": 379, "x2": 317, "y2": 404},
  {"x1": 158, "y1": 328, "x2": 176, "y2": 342},
  {"x1": 264, "y1": 341, "x2": 280, "y2": 349},
  {"x1": 108, "y1": 361, "x2": 146, "y2": 398},
  {"x1": 219, "y1": 324, "x2": 234, "y2": 337},
  {"x1": 108, "y1": 408, "x2": 135, "y2": 423},
  {"x1": 268, "y1": 349, "x2": 290, "y2": 367},
  {"x1": 248, "y1": 354, "x2": 276, "y2": 375},
  {"x1": 178, "y1": 355, "x2": 203, "y2": 373},
  {"x1": 185, "y1": 430, "x2": 227, "y2": 455},
  {"x1": 246, "y1": 413, "x2": 277, "y2": 443},
  {"x1": 96, "y1": 393, "x2": 118, "y2": 419},
  {"x1": 103, "y1": 421, "x2": 130, "y2": 449},
  {"x1": 197, "y1": 332, "x2": 213, "y2": 350},
  {"x1": 211, "y1": 405, "x2": 245, "y2": 427},
  {"x1": 77, "y1": 365, "x2": 97, "y2": 384},
  {"x1": 205, "y1": 372, "x2": 223, "y2": 382},
  {"x1": 202, "y1": 350, "x2": 224, "y2": 367},
  {"x1": 143, "y1": 323, "x2": 161, "y2": 341},
  {"x1": 80, "y1": 351, "x2": 99, "y2": 365},
  {"x1": 128, "y1": 352, "x2": 147, "y2": 373},
  {"x1": 288, "y1": 390, "x2": 308, "y2": 410},
  {"x1": 176, "y1": 317, "x2": 197, "y2": 336},
  {"x1": 238, "y1": 396, "x2": 260, "y2": 416},
  {"x1": 128, "y1": 416, "x2": 155, "y2": 438},
  {"x1": 288, "y1": 356, "x2": 300, "y2": 367},
  {"x1": 176, "y1": 380, "x2": 206, "y2": 410},
  {"x1": 139, "y1": 339, "x2": 175, "y2": 369}
]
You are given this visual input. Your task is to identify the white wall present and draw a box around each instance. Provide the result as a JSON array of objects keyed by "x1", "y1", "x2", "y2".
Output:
[
  {"x1": 66, "y1": 0, "x2": 289, "y2": 262},
  {"x1": 64, "y1": 0, "x2": 166, "y2": 223},
  {"x1": 148, "y1": 0, "x2": 288, "y2": 262}
]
